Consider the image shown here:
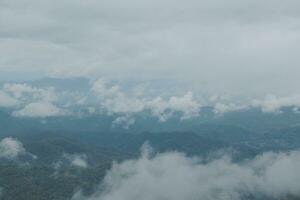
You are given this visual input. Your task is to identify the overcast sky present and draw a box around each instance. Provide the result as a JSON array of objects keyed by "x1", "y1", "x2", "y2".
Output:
[{"x1": 1, "y1": 0, "x2": 300, "y2": 97}]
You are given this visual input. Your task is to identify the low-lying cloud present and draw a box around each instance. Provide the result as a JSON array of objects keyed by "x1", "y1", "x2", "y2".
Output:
[
  {"x1": 54, "y1": 153, "x2": 89, "y2": 171},
  {"x1": 13, "y1": 101, "x2": 65, "y2": 118},
  {"x1": 252, "y1": 94, "x2": 300, "y2": 113},
  {"x1": 3, "y1": 83, "x2": 58, "y2": 102},
  {"x1": 72, "y1": 147, "x2": 300, "y2": 200},
  {"x1": 0, "y1": 91, "x2": 19, "y2": 108},
  {"x1": 92, "y1": 79, "x2": 201, "y2": 122},
  {"x1": 64, "y1": 153, "x2": 88, "y2": 169},
  {"x1": 0, "y1": 137, "x2": 26, "y2": 160},
  {"x1": 2, "y1": 80, "x2": 300, "y2": 124},
  {"x1": 213, "y1": 102, "x2": 247, "y2": 115},
  {"x1": 0, "y1": 83, "x2": 67, "y2": 118}
]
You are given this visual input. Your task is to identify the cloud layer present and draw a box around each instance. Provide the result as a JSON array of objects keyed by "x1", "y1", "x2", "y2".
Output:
[
  {"x1": 73, "y1": 148, "x2": 300, "y2": 200},
  {"x1": 1, "y1": 0, "x2": 300, "y2": 97},
  {"x1": 2, "y1": 79, "x2": 300, "y2": 125}
]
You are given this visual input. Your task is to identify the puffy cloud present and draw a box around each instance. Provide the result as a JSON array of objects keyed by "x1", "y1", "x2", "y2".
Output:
[
  {"x1": 13, "y1": 101, "x2": 65, "y2": 118},
  {"x1": 53, "y1": 153, "x2": 88, "y2": 174},
  {"x1": 147, "y1": 92, "x2": 200, "y2": 121},
  {"x1": 73, "y1": 148, "x2": 300, "y2": 200},
  {"x1": 0, "y1": 83, "x2": 67, "y2": 118},
  {"x1": 0, "y1": 137, "x2": 26, "y2": 159},
  {"x1": 0, "y1": 79, "x2": 201, "y2": 121},
  {"x1": 5, "y1": 79, "x2": 300, "y2": 120},
  {"x1": 63, "y1": 153, "x2": 88, "y2": 169},
  {"x1": 213, "y1": 103, "x2": 246, "y2": 115},
  {"x1": 4, "y1": 83, "x2": 39, "y2": 98},
  {"x1": 3, "y1": 83, "x2": 58, "y2": 102},
  {"x1": 92, "y1": 79, "x2": 201, "y2": 122},
  {"x1": 112, "y1": 115, "x2": 136, "y2": 129},
  {"x1": 92, "y1": 79, "x2": 146, "y2": 114},
  {"x1": 0, "y1": 91, "x2": 19, "y2": 107},
  {"x1": 252, "y1": 94, "x2": 300, "y2": 113}
]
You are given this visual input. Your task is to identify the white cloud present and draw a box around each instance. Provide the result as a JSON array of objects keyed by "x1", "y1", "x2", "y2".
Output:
[
  {"x1": 0, "y1": 91, "x2": 19, "y2": 107},
  {"x1": 72, "y1": 148, "x2": 300, "y2": 200},
  {"x1": 0, "y1": 137, "x2": 26, "y2": 160},
  {"x1": 4, "y1": 83, "x2": 38, "y2": 98},
  {"x1": 0, "y1": 83, "x2": 65, "y2": 118},
  {"x1": 213, "y1": 103, "x2": 246, "y2": 115},
  {"x1": 112, "y1": 115, "x2": 136, "y2": 129},
  {"x1": 4, "y1": 79, "x2": 300, "y2": 120},
  {"x1": 92, "y1": 79, "x2": 201, "y2": 122},
  {"x1": 92, "y1": 79, "x2": 146, "y2": 114},
  {"x1": 13, "y1": 101, "x2": 65, "y2": 118},
  {"x1": 147, "y1": 92, "x2": 200, "y2": 121},
  {"x1": 64, "y1": 153, "x2": 88, "y2": 169},
  {"x1": 252, "y1": 94, "x2": 300, "y2": 113},
  {"x1": 163, "y1": 91, "x2": 200, "y2": 120},
  {"x1": 3, "y1": 83, "x2": 58, "y2": 102},
  {"x1": 0, "y1": 79, "x2": 201, "y2": 121}
]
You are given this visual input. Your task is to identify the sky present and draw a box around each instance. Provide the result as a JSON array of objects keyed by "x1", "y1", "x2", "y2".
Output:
[
  {"x1": 1, "y1": 0, "x2": 300, "y2": 124},
  {"x1": 1, "y1": 0, "x2": 300, "y2": 97}
]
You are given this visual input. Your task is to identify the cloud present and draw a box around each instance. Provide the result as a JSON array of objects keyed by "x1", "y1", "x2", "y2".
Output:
[
  {"x1": 0, "y1": 137, "x2": 26, "y2": 160},
  {"x1": 252, "y1": 94, "x2": 300, "y2": 113},
  {"x1": 112, "y1": 115, "x2": 136, "y2": 129},
  {"x1": 0, "y1": 91, "x2": 19, "y2": 107},
  {"x1": 92, "y1": 79, "x2": 146, "y2": 114},
  {"x1": 3, "y1": 83, "x2": 58, "y2": 102},
  {"x1": 0, "y1": 83, "x2": 67, "y2": 118},
  {"x1": 63, "y1": 153, "x2": 88, "y2": 169},
  {"x1": 4, "y1": 79, "x2": 300, "y2": 120},
  {"x1": 213, "y1": 103, "x2": 246, "y2": 115},
  {"x1": 72, "y1": 147, "x2": 300, "y2": 200},
  {"x1": 1, "y1": 0, "x2": 300, "y2": 97},
  {"x1": 148, "y1": 91, "x2": 201, "y2": 121},
  {"x1": 92, "y1": 79, "x2": 201, "y2": 122},
  {"x1": 13, "y1": 101, "x2": 65, "y2": 118}
]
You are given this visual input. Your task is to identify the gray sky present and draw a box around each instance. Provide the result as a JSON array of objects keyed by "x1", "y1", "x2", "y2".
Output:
[{"x1": 1, "y1": 0, "x2": 300, "y2": 97}]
